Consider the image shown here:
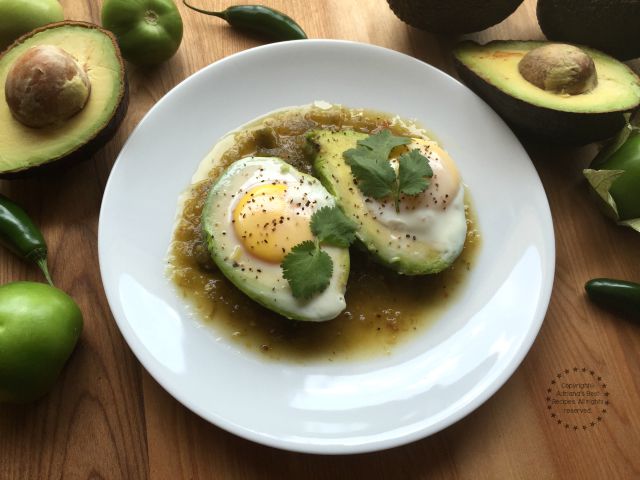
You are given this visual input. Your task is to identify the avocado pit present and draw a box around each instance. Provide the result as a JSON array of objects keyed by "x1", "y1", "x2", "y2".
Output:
[
  {"x1": 5, "y1": 44, "x2": 91, "y2": 128},
  {"x1": 518, "y1": 43, "x2": 597, "y2": 95}
]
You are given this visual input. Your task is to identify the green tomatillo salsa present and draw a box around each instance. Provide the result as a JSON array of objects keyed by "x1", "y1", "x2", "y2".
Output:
[{"x1": 167, "y1": 103, "x2": 481, "y2": 362}]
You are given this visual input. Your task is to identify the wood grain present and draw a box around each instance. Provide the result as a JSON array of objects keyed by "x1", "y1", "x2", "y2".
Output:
[{"x1": 1, "y1": 1, "x2": 639, "y2": 479}]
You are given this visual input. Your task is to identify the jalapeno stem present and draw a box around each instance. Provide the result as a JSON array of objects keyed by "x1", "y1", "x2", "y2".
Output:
[
  {"x1": 35, "y1": 257, "x2": 54, "y2": 286},
  {"x1": 0, "y1": 194, "x2": 54, "y2": 286},
  {"x1": 182, "y1": 0, "x2": 227, "y2": 20}
]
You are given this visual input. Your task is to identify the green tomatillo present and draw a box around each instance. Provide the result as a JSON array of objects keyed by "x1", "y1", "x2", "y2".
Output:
[
  {"x1": 584, "y1": 119, "x2": 640, "y2": 233},
  {"x1": 0, "y1": 0, "x2": 64, "y2": 50},
  {"x1": 0, "y1": 282, "x2": 83, "y2": 403},
  {"x1": 101, "y1": 0, "x2": 183, "y2": 67}
]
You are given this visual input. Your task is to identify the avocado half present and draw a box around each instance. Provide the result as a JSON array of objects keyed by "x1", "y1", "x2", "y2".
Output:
[
  {"x1": 387, "y1": 0, "x2": 524, "y2": 34},
  {"x1": 0, "y1": 21, "x2": 128, "y2": 178},
  {"x1": 537, "y1": 0, "x2": 640, "y2": 61},
  {"x1": 453, "y1": 40, "x2": 640, "y2": 144},
  {"x1": 202, "y1": 156, "x2": 350, "y2": 322}
]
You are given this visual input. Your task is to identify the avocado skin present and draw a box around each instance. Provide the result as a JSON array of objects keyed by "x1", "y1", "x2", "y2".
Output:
[
  {"x1": 387, "y1": 0, "x2": 524, "y2": 34},
  {"x1": 453, "y1": 42, "x2": 633, "y2": 145},
  {"x1": 537, "y1": 0, "x2": 640, "y2": 61},
  {"x1": 0, "y1": 22, "x2": 128, "y2": 178}
]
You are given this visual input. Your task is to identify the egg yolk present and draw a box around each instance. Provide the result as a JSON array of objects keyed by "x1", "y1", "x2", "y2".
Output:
[{"x1": 233, "y1": 184, "x2": 314, "y2": 263}]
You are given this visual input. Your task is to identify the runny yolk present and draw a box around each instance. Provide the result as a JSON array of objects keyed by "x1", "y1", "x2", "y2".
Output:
[{"x1": 233, "y1": 184, "x2": 314, "y2": 263}]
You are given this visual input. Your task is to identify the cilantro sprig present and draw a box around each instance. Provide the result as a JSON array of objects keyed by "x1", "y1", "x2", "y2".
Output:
[
  {"x1": 281, "y1": 241, "x2": 333, "y2": 300},
  {"x1": 310, "y1": 205, "x2": 357, "y2": 247},
  {"x1": 281, "y1": 206, "x2": 357, "y2": 299},
  {"x1": 343, "y1": 130, "x2": 433, "y2": 212}
]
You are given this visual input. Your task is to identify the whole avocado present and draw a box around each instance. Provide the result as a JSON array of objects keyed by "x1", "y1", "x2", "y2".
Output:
[
  {"x1": 387, "y1": 0, "x2": 524, "y2": 34},
  {"x1": 538, "y1": 0, "x2": 640, "y2": 61}
]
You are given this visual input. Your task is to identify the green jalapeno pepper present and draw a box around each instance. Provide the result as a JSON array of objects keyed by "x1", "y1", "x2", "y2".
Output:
[
  {"x1": 0, "y1": 194, "x2": 52, "y2": 285},
  {"x1": 585, "y1": 278, "x2": 640, "y2": 318},
  {"x1": 183, "y1": 1, "x2": 307, "y2": 41}
]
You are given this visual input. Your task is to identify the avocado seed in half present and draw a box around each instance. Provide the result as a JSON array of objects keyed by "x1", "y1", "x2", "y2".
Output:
[
  {"x1": 5, "y1": 44, "x2": 91, "y2": 128},
  {"x1": 518, "y1": 43, "x2": 597, "y2": 95}
]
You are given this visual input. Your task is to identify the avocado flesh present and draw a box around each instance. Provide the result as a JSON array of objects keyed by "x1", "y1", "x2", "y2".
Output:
[
  {"x1": 387, "y1": 0, "x2": 524, "y2": 34},
  {"x1": 537, "y1": 0, "x2": 640, "y2": 61},
  {"x1": 310, "y1": 130, "x2": 463, "y2": 275},
  {"x1": 0, "y1": 22, "x2": 126, "y2": 176},
  {"x1": 454, "y1": 40, "x2": 640, "y2": 144}
]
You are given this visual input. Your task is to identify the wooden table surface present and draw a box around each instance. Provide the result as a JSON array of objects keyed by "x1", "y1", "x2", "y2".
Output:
[{"x1": 1, "y1": 0, "x2": 639, "y2": 478}]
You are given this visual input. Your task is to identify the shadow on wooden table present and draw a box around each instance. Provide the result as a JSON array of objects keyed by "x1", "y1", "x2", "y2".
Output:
[{"x1": 143, "y1": 368, "x2": 530, "y2": 480}]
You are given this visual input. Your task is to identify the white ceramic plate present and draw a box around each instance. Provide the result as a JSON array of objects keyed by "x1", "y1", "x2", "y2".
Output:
[{"x1": 99, "y1": 40, "x2": 554, "y2": 454}]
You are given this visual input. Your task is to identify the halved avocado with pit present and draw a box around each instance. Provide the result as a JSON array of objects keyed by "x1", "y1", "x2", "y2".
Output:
[
  {"x1": 453, "y1": 40, "x2": 640, "y2": 144},
  {"x1": 0, "y1": 21, "x2": 128, "y2": 177}
]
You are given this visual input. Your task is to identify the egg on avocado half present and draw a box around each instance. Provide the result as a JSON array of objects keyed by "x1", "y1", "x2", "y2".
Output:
[
  {"x1": 202, "y1": 156, "x2": 350, "y2": 322},
  {"x1": 309, "y1": 130, "x2": 467, "y2": 275}
]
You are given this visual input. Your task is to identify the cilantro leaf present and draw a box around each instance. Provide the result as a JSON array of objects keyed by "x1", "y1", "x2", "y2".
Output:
[
  {"x1": 341, "y1": 129, "x2": 437, "y2": 212},
  {"x1": 358, "y1": 130, "x2": 411, "y2": 160},
  {"x1": 343, "y1": 130, "x2": 414, "y2": 199},
  {"x1": 343, "y1": 146, "x2": 396, "y2": 198},
  {"x1": 310, "y1": 206, "x2": 357, "y2": 247},
  {"x1": 280, "y1": 207, "x2": 357, "y2": 299},
  {"x1": 398, "y1": 149, "x2": 433, "y2": 196},
  {"x1": 281, "y1": 241, "x2": 333, "y2": 299}
]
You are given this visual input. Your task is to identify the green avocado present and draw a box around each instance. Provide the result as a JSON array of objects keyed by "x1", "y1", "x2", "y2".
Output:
[
  {"x1": 309, "y1": 130, "x2": 466, "y2": 276},
  {"x1": 453, "y1": 40, "x2": 640, "y2": 144},
  {"x1": 387, "y1": 0, "x2": 524, "y2": 34},
  {"x1": 0, "y1": 21, "x2": 128, "y2": 178},
  {"x1": 537, "y1": 0, "x2": 640, "y2": 61},
  {"x1": 202, "y1": 156, "x2": 350, "y2": 322}
]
